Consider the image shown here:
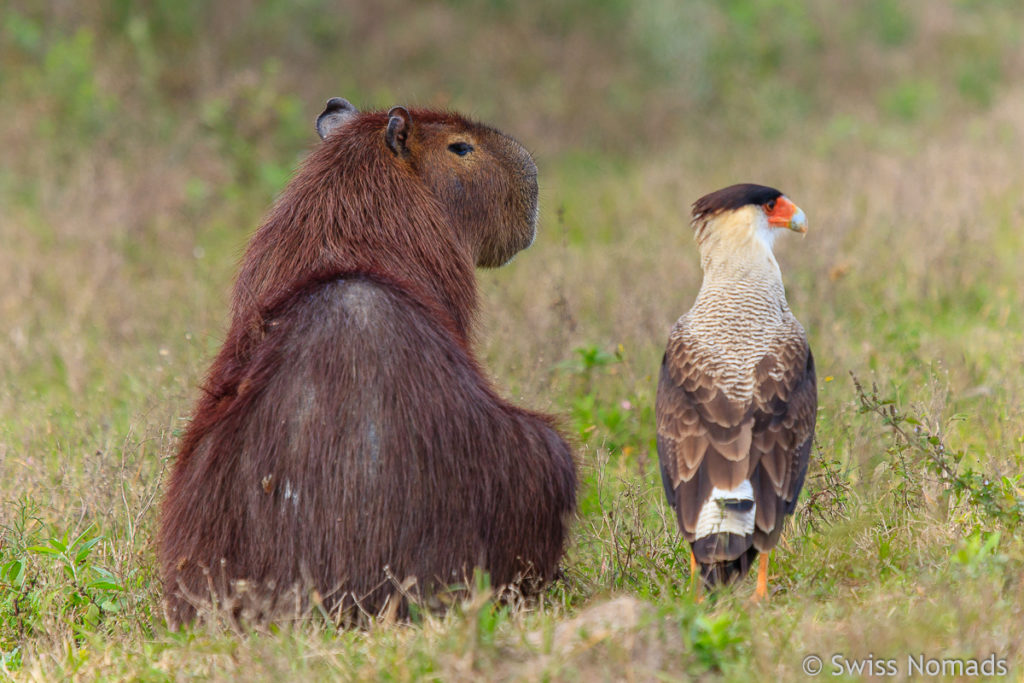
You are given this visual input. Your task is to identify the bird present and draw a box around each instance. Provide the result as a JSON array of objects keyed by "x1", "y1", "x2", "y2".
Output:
[{"x1": 655, "y1": 183, "x2": 817, "y2": 600}]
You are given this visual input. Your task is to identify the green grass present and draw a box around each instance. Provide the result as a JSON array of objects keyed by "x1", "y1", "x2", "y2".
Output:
[{"x1": 3, "y1": 1, "x2": 1024, "y2": 679}]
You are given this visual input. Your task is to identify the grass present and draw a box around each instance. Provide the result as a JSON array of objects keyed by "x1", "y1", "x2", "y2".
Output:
[{"x1": 3, "y1": 0, "x2": 1024, "y2": 679}]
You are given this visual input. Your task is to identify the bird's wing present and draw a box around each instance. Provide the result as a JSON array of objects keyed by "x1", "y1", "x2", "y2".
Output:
[
  {"x1": 656, "y1": 319, "x2": 817, "y2": 543},
  {"x1": 748, "y1": 325, "x2": 817, "y2": 542},
  {"x1": 656, "y1": 324, "x2": 755, "y2": 539}
]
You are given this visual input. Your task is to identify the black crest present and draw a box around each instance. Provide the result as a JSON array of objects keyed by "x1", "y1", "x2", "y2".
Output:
[{"x1": 692, "y1": 184, "x2": 783, "y2": 219}]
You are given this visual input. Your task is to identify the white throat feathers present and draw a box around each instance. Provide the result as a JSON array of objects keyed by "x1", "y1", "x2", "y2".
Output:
[{"x1": 692, "y1": 204, "x2": 784, "y2": 284}]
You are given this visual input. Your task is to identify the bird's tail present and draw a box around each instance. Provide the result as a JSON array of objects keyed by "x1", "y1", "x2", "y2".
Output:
[
  {"x1": 697, "y1": 543, "x2": 759, "y2": 587},
  {"x1": 691, "y1": 480, "x2": 759, "y2": 586}
]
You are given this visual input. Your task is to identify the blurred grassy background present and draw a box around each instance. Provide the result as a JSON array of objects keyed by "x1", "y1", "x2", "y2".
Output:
[{"x1": 2, "y1": 0, "x2": 1024, "y2": 679}]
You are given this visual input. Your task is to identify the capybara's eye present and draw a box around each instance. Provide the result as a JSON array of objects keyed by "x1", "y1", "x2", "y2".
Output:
[{"x1": 448, "y1": 142, "x2": 474, "y2": 157}]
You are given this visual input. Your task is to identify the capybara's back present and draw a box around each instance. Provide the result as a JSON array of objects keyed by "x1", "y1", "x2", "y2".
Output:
[{"x1": 159, "y1": 99, "x2": 576, "y2": 626}]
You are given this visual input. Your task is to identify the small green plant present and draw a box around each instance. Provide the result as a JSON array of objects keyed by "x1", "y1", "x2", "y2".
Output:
[
  {"x1": 27, "y1": 524, "x2": 126, "y2": 632},
  {"x1": 951, "y1": 529, "x2": 1005, "y2": 576},
  {"x1": 0, "y1": 498, "x2": 43, "y2": 661},
  {"x1": 853, "y1": 373, "x2": 1024, "y2": 528},
  {"x1": 1, "y1": 512, "x2": 126, "y2": 659},
  {"x1": 569, "y1": 393, "x2": 629, "y2": 443},
  {"x1": 559, "y1": 344, "x2": 621, "y2": 390},
  {"x1": 466, "y1": 571, "x2": 511, "y2": 650},
  {"x1": 691, "y1": 612, "x2": 744, "y2": 670},
  {"x1": 799, "y1": 445, "x2": 852, "y2": 533},
  {"x1": 559, "y1": 344, "x2": 653, "y2": 456}
]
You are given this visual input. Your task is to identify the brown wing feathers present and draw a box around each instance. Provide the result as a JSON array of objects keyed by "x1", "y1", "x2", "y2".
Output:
[
  {"x1": 751, "y1": 341, "x2": 815, "y2": 542},
  {"x1": 656, "y1": 331, "x2": 816, "y2": 546},
  {"x1": 656, "y1": 341, "x2": 753, "y2": 536},
  {"x1": 752, "y1": 341, "x2": 816, "y2": 500}
]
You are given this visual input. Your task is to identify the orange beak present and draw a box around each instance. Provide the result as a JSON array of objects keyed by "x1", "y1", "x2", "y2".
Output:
[{"x1": 766, "y1": 196, "x2": 808, "y2": 233}]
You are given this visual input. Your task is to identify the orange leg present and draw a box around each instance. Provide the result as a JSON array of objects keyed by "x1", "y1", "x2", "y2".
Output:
[
  {"x1": 690, "y1": 550, "x2": 704, "y2": 603},
  {"x1": 753, "y1": 552, "x2": 769, "y2": 602}
]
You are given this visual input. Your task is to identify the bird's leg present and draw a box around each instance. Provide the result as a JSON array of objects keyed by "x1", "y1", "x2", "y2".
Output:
[
  {"x1": 690, "y1": 550, "x2": 704, "y2": 604},
  {"x1": 753, "y1": 552, "x2": 769, "y2": 602}
]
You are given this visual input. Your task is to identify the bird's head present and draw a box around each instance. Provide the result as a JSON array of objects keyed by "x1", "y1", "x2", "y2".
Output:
[{"x1": 689, "y1": 183, "x2": 806, "y2": 268}]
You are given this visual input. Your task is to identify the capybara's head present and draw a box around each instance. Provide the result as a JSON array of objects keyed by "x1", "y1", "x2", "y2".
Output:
[{"x1": 317, "y1": 98, "x2": 539, "y2": 268}]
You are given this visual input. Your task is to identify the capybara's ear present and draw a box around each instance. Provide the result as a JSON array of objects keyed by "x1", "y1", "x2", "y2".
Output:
[
  {"x1": 316, "y1": 97, "x2": 359, "y2": 140},
  {"x1": 385, "y1": 106, "x2": 412, "y2": 157}
]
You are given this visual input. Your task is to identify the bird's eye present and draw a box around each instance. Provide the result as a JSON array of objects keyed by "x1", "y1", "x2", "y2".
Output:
[
  {"x1": 448, "y1": 142, "x2": 474, "y2": 157},
  {"x1": 764, "y1": 199, "x2": 777, "y2": 212}
]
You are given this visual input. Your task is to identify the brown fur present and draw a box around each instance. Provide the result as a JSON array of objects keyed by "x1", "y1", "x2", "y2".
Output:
[{"x1": 159, "y1": 102, "x2": 575, "y2": 626}]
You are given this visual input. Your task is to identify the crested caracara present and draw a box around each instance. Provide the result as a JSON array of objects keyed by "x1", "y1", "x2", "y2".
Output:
[{"x1": 656, "y1": 183, "x2": 816, "y2": 600}]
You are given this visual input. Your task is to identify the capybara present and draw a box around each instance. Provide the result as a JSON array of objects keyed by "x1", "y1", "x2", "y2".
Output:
[{"x1": 159, "y1": 98, "x2": 576, "y2": 625}]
